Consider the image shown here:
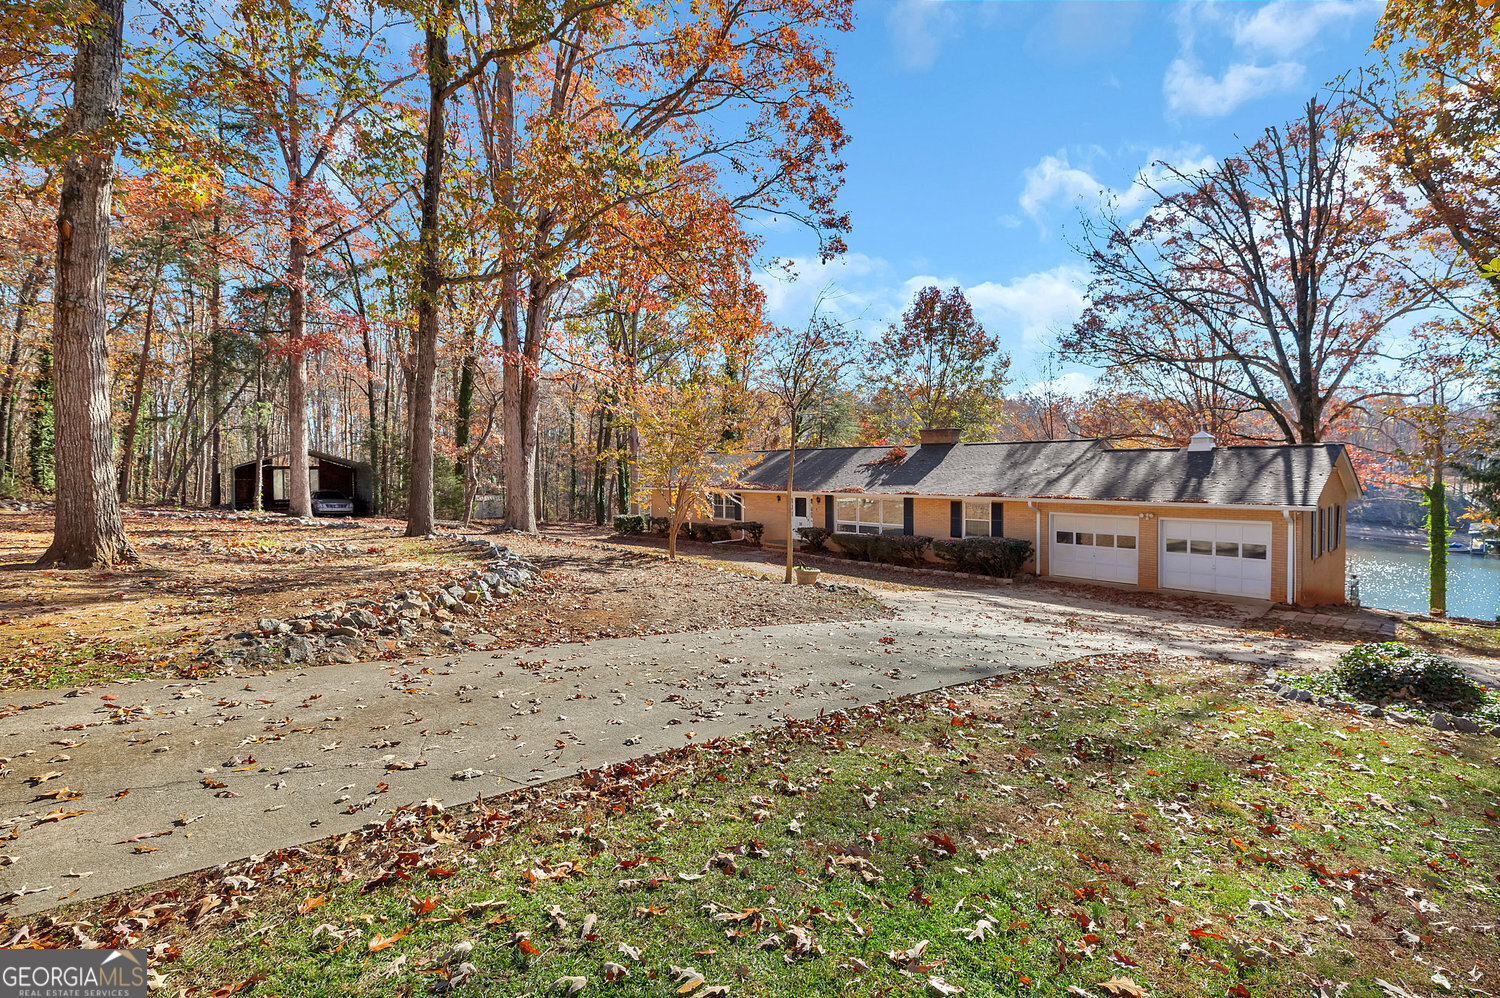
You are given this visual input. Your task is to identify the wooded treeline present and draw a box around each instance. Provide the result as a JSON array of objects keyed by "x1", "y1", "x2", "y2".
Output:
[{"x1": 3, "y1": 0, "x2": 1500, "y2": 570}]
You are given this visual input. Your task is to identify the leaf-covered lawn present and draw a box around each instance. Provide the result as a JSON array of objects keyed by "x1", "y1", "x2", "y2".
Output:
[
  {"x1": 1400, "y1": 618, "x2": 1500, "y2": 660},
  {"x1": 16, "y1": 654, "x2": 1500, "y2": 998},
  {"x1": 0, "y1": 511, "x2": 885, "y2": 690}
]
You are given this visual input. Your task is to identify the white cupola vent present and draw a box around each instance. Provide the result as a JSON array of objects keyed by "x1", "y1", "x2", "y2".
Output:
[{"x1": 1186, "y1": 429, "x2": 1217, "y2": 452}]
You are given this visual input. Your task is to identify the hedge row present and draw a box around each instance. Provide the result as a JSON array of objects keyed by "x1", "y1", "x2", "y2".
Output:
[
  {"x1": 932, "y1": 537, "x2": 1033, "y2": 577},
  {"x1": 612, "y1": 515, "x2": 762, "y2": 546}
]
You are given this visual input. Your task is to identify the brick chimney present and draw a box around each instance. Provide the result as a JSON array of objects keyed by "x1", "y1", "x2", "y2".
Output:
[{"x1": 918, "y1": 427, "x2": 961, "y2": 446}]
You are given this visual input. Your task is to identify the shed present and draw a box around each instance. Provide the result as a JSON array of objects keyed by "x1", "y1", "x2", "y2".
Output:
[{"x1": 230, "y1": 450, "x2": 374, "y2": 514}]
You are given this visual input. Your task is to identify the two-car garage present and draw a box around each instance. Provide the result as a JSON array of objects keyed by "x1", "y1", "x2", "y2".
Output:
[{"x1": 1047, "y1": 513, "x2": 1274, "y2": 600}]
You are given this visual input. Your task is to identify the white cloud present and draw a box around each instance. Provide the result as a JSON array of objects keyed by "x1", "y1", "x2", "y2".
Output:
[
  {"x1": 1026, "y1": 370, "x2": 1096, "y2": 398},
  {"x1": 755, "y1": 252, "x2": 897, "y2": 332},
  {"x1": 1020, "y1": 154, "x2": 1111, "y2": 222},
  {"x1": 965, "y1": 266, "x2": 1089, "y2": 348},
  {"x1": 1163, "y1": 57, "x2": 1305, "y2": 117},
  {"x1": 1019, "y1": 146, "x2": 1217, "y2": 225},
  {"x1": 885, "y1": 0, "x2": 960, "y2": 71},
  {"x1": 1161, "y1": 0, "x2": 1378, "y2": 119},
  {"x1": 1231, "y1": 0, "x2": 1377, "y2": 58}
]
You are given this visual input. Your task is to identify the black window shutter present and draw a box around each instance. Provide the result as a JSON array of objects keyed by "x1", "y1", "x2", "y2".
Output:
[
  {"x1": 824, "y1": 498, "x2": 833, "y2": 533},
  {"x1": 903, "y1": 497, "x2": 914, "y2": 535},
  {"x1": 1335, "y1": 505, "x2": 1342, "y2": 549},
  {"x1": 950, "y1": 500, "x2": 962, "y2": 538},
  {"x1": 991, "y1": 501, "x2": 1003, "y2": 538}
]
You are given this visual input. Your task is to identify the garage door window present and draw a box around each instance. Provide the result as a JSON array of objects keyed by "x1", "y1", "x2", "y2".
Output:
[
  {"x1": 1243, "y1": 542, "x2": 1267, "y2": 559},
  {"x1": 1216, "y1": 541, "x2": 1238, "y2": 557},
  {"x1": 1165, "y1": 537, "x2": 1187, "y2": 553},
  {"x1": 1190, "y1": 539, "x2": 1212, "y2": 555},
  {"x1": 1061, "y1": 529, "x2": 1135, "y2": 548}
]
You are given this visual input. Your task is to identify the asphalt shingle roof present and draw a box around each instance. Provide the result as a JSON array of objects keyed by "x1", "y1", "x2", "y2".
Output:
[{"x1": 724, "y1": 440, "x2": 1352, "y2": 508}]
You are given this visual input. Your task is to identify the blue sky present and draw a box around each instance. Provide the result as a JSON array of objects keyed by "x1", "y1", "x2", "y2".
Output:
[{"x1": 753, "y1": 0, "x2": 1385, "y2": 393}]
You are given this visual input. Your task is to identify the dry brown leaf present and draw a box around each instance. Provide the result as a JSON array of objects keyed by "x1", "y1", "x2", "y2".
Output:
[{"x1": 368, "y1": 926, "x2": 412, "y2": 952}]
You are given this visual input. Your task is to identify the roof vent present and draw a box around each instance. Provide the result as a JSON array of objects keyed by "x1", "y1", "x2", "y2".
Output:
[
  {"x1": 919, "y1": 427, "x2": 961, "y2": 446},
  {"x1": 1186, "y1": 429, "x2": 1216, "y2": 452}
]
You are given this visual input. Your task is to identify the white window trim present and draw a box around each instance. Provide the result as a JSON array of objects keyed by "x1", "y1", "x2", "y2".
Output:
[
  {"x1": 962, "y1": 500, "x2": 992, "y2": 539},
  {"x1": 834, "y1": 497, "x2": 904, "y2": 535},
  {"x1": 709, "y1": 492, "x2": 743, "y2": 521}
]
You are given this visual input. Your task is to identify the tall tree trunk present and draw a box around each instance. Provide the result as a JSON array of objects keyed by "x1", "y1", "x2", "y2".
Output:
[
  {"x1": 283, "y1": 73, "x2": 312, "y2": 519},
  {"x1": 39, "y1": 0, "x2": 137, "y2": 568},
  {"x1": 406, "y1": 12, "x2": 451, "y2": 538},
  {"x1": 1428, "y1": 442, "x2": 1448, "y2": 618},
  {"x1": 344, "y1": 240, "x2": 381, "y2": 514},
  {"x1": 253, "y1": 354, "x2": 265, "y2": 511},
  {"x1": 783, "y1": 439, "x2": 796, "y2": 583},
  {"x1": 455, "y1": 337, "x2": 477, "y2": 479},
  {"x1": 568, "y1": 399, "x2": 577, "y2": 520},
  {"x1": 286, "y1": 234, "x2": 311, "y2": 517},
  {"x1": 0, "y1": 255, "x2": 45, "y2": 485},
  {"x1": 209, "y1": 210, "x2": 224, "y2": 507},
  {"x1": 118, "y1": 248, "x2": 163, "y2": 502}
]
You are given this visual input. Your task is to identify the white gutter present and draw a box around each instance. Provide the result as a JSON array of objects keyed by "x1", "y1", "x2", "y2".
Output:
[
  {"x1": 1282, "y1": 510, "x2": 1296, "y2": 605},
  {"x1": 788, "y1": 491, "x2": 1313, "y2": 513}
]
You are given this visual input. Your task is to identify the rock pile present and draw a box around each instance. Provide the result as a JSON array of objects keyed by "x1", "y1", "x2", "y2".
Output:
[
  {"x1": 1263, "y1": 673, "x2": 1500, "y2": 736},
  {"x1": 195, "y1": 539, "x2": 540, "y2": 669}
]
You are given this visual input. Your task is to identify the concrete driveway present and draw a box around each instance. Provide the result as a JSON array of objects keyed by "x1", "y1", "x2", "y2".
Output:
[{"x1": 0, "y1": 582, "x2": 1351, "y2": 917}]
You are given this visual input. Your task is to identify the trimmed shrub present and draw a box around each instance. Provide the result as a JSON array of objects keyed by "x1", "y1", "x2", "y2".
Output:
[
  {"x1": 796, "y1": 526, "x2": 831, "y2": 552},
  {"x1": 932, "y1": 537, "x2": 1033, "y2": 578},
  {"x1": 1333, "y1": 642, "x2": 1484, "y2": 712},
  {"x1": 828, "y1": 533, "x2": 932, "y2": 565},
  {"x1": 831, "y1": 533, "x2": 877, "y2": 561},
  {"x1": 689, "y1": 522, "x2": 733, "y2": 543},
  {"x1": 612, "y1": 513, "x2": 648, "y2": 535},
  {"x1": 731, "y1": 521, "x2": 764, "y2": 545},
  {"x1": 880, "y1": 534, "x2": 932, "y2": 565}
]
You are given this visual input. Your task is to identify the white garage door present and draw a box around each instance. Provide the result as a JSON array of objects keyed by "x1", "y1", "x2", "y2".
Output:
[
  {"x1": 1049, "y1": 513, "x2": 1138, "y2": 584},
  {"x1": 1159, "y1": 519, "x2": 1272, "y2": 599}
]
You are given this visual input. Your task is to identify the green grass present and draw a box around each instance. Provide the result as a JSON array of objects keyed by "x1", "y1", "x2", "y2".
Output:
[
  {"x1": 1400, "y1": 618, "x2": 1500, "y2": 659},
  {"x1": 28, "y1": 656, "x2": 1500, "y2": 997},
  {"x1": 1276, "y1": 668, "x2": 1500, "y2": 727}
]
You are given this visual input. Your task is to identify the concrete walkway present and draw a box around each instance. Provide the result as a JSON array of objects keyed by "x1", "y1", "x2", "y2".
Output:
[{"x1": 0, "y1": 584, "x2": 1378, "y2": 917}]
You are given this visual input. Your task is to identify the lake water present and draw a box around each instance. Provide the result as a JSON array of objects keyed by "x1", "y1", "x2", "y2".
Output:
[{"x1": 1348, "y1": 538, "x2": 1500, "y2": 619}]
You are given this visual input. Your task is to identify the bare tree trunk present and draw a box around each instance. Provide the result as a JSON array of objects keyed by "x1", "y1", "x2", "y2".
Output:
[
  {"x1": 118, "y1": 248, "x2": 163, "y2": 502},
  {"x1": 253, "y1": 354, "x2": 265, "y2": 511},
  {"x1": 39, "y1": 0, "x2": 137, "y2": 568},
  {"x1": 0, "y1": 255, "x2": 45, "y2": 484},
  {"x1": 783, "y1": 439, "x2": 796, "y2": 583},
  {"x1": 287, "y1": 240, "x2": 311, "y2": 517},
  {"x1": 406, "y1": 13, "x2": 450, "y2": 538}
]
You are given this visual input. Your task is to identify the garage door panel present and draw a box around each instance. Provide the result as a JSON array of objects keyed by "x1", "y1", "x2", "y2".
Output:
[
  {"x1": 1050, "y1": 514, "x2": 1138, "y2": 585},
  {"x1": 1159, "y1": 519, "x2": 1272, "y2": 599}
]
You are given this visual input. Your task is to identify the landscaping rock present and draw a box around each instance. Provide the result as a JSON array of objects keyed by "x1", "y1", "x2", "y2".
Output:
[{"x1": 1430, "y1": 712, "x2": 1455, "y2": 731}]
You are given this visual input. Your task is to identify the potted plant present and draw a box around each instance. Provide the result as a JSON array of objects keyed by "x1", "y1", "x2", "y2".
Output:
[{"x1": 794, "y1": 564, "x2": 822, "y2": 585}]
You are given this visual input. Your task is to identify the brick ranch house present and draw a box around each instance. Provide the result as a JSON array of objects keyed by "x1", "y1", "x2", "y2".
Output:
[{"x1": 651, "y1": 428, "x2": 1363, "y2": 606}]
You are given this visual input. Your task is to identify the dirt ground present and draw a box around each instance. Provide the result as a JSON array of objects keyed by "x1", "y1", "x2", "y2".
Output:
[{"x1": 0, "y1": 509, "x2": 888, "y2": 690}]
